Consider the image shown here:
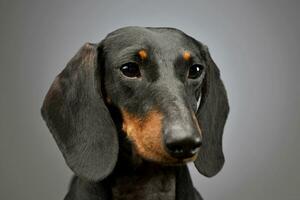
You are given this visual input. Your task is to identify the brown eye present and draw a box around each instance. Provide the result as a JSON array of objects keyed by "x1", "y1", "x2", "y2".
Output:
[
  {"x1": 120, "y1": 62, "x2": 141, "y2": 78},
  {"x1": 188, "y1": 64, "x2": 204, "y2": 79}
]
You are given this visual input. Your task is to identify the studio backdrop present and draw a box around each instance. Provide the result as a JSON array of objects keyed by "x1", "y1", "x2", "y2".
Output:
[{"x1": 0, "y1": 0, "x2": 299, "y2": 200}]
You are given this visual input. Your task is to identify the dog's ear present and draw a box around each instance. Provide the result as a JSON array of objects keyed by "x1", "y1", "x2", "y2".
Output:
[
  {"x1": 194, "y1": 45, "x2": 229, "y2": 177},
  {"x1": 41, "y1": 43, "x2": 118, "y2": 181}
]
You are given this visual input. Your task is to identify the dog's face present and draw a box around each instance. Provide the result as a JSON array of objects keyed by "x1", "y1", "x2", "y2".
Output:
[
  {"x1": 102, "y1": 27, "x2": 205, "y2": 164},
  {"x1": 41, "y1": 26, "x2": 229, "y2": 181}
]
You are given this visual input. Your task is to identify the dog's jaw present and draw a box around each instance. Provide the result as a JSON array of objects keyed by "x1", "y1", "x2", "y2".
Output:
[
  {"x1": 121, "y1": 108, "x2": 176, "y2": 162},
  {"x1": 121, "y1": 108, "x2": 198, "y2": 165}
]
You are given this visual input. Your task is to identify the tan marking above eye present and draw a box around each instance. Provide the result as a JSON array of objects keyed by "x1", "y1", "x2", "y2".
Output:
[
  {"x1": 138, "y1": 50, "x2": 147, "y2": 60},
  {"x1": 183, "y1": 51, "x2": 191, "y2": 61},
  {"x1": 121, "y1": 108, "x2": 179, "y2": 163}
]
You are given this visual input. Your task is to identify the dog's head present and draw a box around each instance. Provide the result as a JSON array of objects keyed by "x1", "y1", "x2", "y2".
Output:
[{"x1": 41, "y1": 26, "x2": 229, "y2": 182}]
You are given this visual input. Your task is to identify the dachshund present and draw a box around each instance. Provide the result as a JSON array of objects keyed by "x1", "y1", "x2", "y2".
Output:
[{"x1": 41, "y1": 26, "x2": 229, "y2": 200}]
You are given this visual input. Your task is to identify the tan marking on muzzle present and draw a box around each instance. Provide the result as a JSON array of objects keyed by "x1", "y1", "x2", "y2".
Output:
[{"x1": 121, "y1": 109, "x2": 177, "y2": 163}]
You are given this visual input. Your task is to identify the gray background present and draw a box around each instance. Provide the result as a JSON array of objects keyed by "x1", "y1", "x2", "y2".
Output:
[{"x1": 1, "y1": 0, "x2": 299, "y2": 199}]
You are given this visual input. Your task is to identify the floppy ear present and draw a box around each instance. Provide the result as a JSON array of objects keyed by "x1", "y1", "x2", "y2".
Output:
[
  {"x1": 194, "y1": 45, "x2": 229, "y2": 177},
  {"x1": 41, "y1": 43, "x2": 118, "y2": 181}
]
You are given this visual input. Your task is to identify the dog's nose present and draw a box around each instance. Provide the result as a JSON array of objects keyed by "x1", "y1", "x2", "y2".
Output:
[{"x1": 165, "y1": 130, "x2": 202, "y2": 159}]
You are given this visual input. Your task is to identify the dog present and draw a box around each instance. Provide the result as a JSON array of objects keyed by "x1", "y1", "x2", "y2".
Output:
[{"x1": 41, "y1": 26, "x2": 229, "y2": 200}]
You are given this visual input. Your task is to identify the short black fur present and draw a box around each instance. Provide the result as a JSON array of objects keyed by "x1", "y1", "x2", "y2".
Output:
[{"x1": 41, "y1": 26, "x2": 229, "y2": 200}]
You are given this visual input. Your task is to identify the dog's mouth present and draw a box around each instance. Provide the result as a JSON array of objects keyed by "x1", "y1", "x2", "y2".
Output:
[
  {"x1": 143, "y1": 143, "x2": 198, "y2": 164},
  {"x1": 135, "y1": 147, "x2": 198, "y2": 166},
  {"x1": 159, "y1": 154, "x2": 198, "y2": 165},
  {"x1": 122, "y1": 126, "x2": 200, "y2": 165}
]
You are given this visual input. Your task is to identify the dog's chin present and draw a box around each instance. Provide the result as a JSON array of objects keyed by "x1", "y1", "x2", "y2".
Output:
[
  {"x1": 161, "y1": 156, "x2": 197, "y2": 166},
  {"x1": 139, "y1": 153, "x2": 198, "y2": 166}
]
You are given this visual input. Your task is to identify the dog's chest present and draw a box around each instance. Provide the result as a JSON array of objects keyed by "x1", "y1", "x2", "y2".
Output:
[{"x1": 111, "y1": 166, "x2": 176, "y2": 200}]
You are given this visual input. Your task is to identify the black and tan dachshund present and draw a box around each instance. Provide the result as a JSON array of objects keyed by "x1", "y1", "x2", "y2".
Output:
[{"x1": 41, "y1": 26, "x2": 229, "y2": 200}]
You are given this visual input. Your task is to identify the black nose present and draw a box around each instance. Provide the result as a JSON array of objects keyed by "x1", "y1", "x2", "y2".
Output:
[{"x1": 165, "y1": 134, "x2": 202, "y2": 159}]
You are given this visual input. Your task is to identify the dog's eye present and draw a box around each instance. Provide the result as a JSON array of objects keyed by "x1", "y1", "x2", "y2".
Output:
[
  {"x1": 188, "y1": 64, "x2": 204, "y2": 79},
  {"x1": 120, "y1": 62, "x2": 141, "y2": 78}
]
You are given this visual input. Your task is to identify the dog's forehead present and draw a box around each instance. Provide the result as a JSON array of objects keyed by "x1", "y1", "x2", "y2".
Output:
[{"x1": 102, "y1": 26, "x2": 199, "y2": 57}]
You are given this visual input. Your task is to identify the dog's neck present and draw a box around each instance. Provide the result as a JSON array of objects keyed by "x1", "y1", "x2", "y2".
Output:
[
  {"x1": 110, "y1": 162, "x2": 176, "y2": 200},
  {"x1": 108, "y1": 136, "x2": 177, "y2": 200},
  {"x1": 68, "y1": 147, "x2": 196, "y2": 200},
  {"x1": 102, "y1": 120, "x2": 199, "y2": 200}
]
